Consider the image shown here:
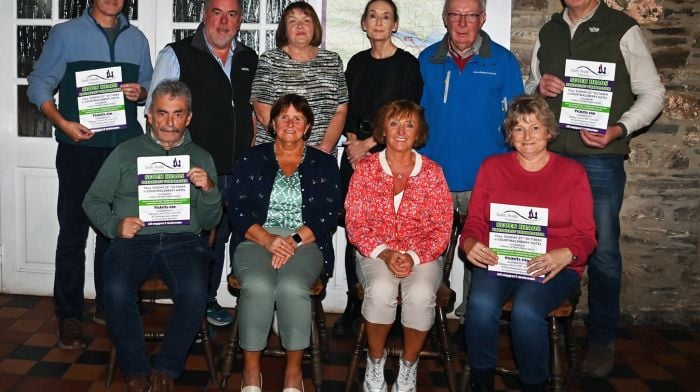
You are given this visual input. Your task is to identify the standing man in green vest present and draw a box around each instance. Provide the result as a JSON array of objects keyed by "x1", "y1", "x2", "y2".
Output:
[
  {"x1": 526, "y1": 0, "x2": 665, "y2": 378},
  {"x1": 147, "y1": 0, "x2": 258, "y2": 327}
]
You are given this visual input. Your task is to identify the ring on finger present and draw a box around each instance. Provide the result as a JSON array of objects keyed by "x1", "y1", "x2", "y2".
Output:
[{"x1": 480, "y1": 247, "x2": 486, "y2": 253}]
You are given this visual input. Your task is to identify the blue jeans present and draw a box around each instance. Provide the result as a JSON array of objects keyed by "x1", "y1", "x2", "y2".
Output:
[
  {"x1": 103, "y1": 233, "x2": 210, "y2": 378},
  {"x1": 569, "y1": 155, "x2": 625, "y2": 345},
  {"x1": 55, "y1": 143, "x2": 112, "y2": 320},
  {"x1": 466, "y1": 268, "x2": 580, "y2": 384},
  {"x1": 210, "y1": 174, "x2": 233, "y2": 302}
]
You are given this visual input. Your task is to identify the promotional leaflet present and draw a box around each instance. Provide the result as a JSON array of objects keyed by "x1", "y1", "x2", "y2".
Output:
[
  {"x1": 560, "y1": 59, "x2": 616, "y2": 134},
  {"x1": 488, "y1": 203, "x2": 549, "y2": 283},
  {"x1": 137, "y1": 155, "x2": 190, "y2": 226},
  {"x1": 75, "y1": 66, "x2": 127, "y2": 132}
]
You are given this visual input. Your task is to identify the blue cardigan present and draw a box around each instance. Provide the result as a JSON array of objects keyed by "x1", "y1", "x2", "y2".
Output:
[{"x1": 228, "y1": 143, "x2": 341, "y2": 278}]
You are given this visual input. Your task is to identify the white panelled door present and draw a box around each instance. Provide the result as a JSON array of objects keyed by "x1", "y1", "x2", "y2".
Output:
[{"x1": 0, "y1": 0, "x2": 350, "y2": 311}]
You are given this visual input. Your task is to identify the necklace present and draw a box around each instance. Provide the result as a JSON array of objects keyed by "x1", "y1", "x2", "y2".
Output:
[{"x1": 386, "y1": 154, "x2": 413, "y2": 180}]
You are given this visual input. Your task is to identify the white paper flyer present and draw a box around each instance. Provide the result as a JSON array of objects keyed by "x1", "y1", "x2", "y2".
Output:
[
  {"x1": 559, "y1": 59, "x2": 616, "y2": 134},
  {"x1": 137, "y1": 155, "x2": 190, "y2": 227},
  {"x1": 75, "y1": 66, "x2": 127, "y2": 132},
  {"x1": 488, "y1": 203, "x2": 549, "y2": 283}
]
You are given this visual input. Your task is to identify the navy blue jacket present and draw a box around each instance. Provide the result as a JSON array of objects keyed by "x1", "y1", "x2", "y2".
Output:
[{"x1": 228, "y1": 143, "x2": 341, "y2": 278}]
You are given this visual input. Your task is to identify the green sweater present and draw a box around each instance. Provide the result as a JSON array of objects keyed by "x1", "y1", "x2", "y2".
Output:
[{"x1": 83, "y1": 130, "x2": 222, "y2": 238}]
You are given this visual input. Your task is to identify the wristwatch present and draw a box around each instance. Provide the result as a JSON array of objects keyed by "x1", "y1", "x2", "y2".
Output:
[{"x1": 291, "y1": 232, "x2": 303, "y2": 247}]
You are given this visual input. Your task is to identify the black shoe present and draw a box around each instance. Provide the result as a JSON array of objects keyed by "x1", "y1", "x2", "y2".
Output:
[
  {"x1": 332, "y1": 296, "x2": 360, "y2": 338},
  {"x1": 470, "y1": 368, "x2": 495, "y2": 392},
  {"x1": 582, "y1": 343, "x2": 615, "y2": 378}
]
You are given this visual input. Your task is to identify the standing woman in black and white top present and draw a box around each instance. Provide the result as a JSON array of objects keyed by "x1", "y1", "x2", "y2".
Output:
[
  {"x1": 251, "y1": 1, "x2": 349, "y2": 155},
  {"x1": 333, "y1": 0, "x2": 423, "y2": 338}
]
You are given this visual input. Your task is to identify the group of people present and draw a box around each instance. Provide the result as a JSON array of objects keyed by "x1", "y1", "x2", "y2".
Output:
[{"x1": 26, "y1": 0, "x2": 665, "y2": 391}]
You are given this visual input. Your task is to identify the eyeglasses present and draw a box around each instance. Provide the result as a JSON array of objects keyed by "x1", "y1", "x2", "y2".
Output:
[{"x1": 446, "y1": 12, "x2": 482, "y2": 23}]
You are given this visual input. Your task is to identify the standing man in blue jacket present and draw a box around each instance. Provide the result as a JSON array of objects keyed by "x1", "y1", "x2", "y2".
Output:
[
  {"x1": 27, "y1": 0, "x2": 152, "y2": 349},
  {"x1": 147, "y1": 0, "x2": 258, "y2": 327},
  {"x1": 418, "y1": 0, "x2": 524, "y2": 343}
]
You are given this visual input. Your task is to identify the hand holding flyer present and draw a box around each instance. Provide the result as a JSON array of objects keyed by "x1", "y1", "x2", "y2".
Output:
[
  {"x1": 137, "y1": 155, "x2": 191, "y2": 227},
  {"x1": 559, "y1": 59, "x2": 616, "y2": 134},
  {"x1": 488, "y1": 203, "x2": 549, "y2": 283},
  {"x1": 75, "y1": 66, "x2": 127, "y2": 132}
]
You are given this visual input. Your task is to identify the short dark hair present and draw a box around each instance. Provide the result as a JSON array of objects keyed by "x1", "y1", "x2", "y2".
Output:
[
  {"x1": 373, "y1": 100, "x2": 429, "y2": 148},
  {"x1": 503, "y1": 95, "x2": 558, "y2": 147},
  {"x1": 268, "y1": 93, "x2": 315, "y2": 140},
  {"x1": 275, "y1": 2, "x2": 323, "y2": 48},
  {"x1": 361, "y1": 0, "x2": 399, "y2": 26},
  {"x1": 148, "y1": 79, "x2": 192, "y2": 112}
]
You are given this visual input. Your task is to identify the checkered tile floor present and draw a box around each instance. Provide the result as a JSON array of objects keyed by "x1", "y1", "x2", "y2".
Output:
[{"x1": 0, "y1": 294, "x2": 698, "y2": 391}]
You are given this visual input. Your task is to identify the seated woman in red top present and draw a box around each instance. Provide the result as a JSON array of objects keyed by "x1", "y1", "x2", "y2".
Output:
[
  {"x1": 460, "y1": 95, "x2": 597, "y2": 392},
  {"x1": 345, "y1": 100, "x2": 453, "y2": 392}
]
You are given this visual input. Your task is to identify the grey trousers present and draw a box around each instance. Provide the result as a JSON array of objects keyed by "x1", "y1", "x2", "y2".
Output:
[{"x1": 233, "y1": 227, "x2": 323, "y2": 351}]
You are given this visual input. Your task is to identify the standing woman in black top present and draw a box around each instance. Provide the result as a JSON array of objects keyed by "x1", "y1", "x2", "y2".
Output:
[{"x1": 333, "y1": 0, "x2": 424, "y2": 337}]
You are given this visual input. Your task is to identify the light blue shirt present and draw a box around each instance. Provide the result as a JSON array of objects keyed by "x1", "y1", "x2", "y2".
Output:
[{"x1": 146, "y1": 32, "x2": 236, "y2": 110}]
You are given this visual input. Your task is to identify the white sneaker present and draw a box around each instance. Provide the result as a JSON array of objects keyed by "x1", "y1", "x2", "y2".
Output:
[
  {"x1": 364, "y1": 351, "x2": 388, "y2": 392},
  {"x1": 392, "y1": 357, "x2": 418, "y2": 392}
]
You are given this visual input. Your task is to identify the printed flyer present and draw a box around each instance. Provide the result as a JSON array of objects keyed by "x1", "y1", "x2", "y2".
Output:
[
  {"x1": 75, "y1": 66, "x2": 126, "y2": 132},
  {"x1": 488, "y1": 203, "x2": 549, "y2": 283},
  {"x1": 137, "y1": 155, "x2": 190, "y2": 226},
  {"x1": 559, "y1": 59, "x2": 616, "y2": 134}
]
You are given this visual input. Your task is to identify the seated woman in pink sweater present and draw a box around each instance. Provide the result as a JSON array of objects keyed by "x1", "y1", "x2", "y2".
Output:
[
  {"x1": 345, "y1": 100, "x2": 453, "y2": 392},
  {"x1": 461, "y1": 95, "x2": 597, "y2": 392}
]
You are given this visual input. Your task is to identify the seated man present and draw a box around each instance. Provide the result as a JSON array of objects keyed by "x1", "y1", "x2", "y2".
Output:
[{"x1": 83, "y1": 80, "x2": 222, "y2": 392}]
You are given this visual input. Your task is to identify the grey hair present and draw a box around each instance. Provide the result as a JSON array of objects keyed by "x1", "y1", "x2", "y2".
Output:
[
  {"x1": 442, "y1": 0, "x2": 487, "y2": 16},
  {"x1": 148, "y1": 80, "x2": 192, "y2": 112},
  {"x1": 204, "y1": 0, "x2": 242, "y2": 11}
]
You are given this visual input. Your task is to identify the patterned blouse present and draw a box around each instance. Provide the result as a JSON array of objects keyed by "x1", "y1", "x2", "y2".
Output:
[
  {"x1": 263, "y1": 168, "x2": 304, "y2": 229},
  {"x1": 251, "y1": 48, "x2": 349, "y2": 152},
  {"x1": 228, "y1": 143, "x2": 341, "y2": 278},
  {"x1": 345, "y1": 150, "x2": 453, "y2": 265}
]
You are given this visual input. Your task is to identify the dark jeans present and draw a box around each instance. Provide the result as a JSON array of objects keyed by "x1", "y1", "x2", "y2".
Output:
[
  {"x1": 55, "y1": 143, "x2": 112, "y2": 320},
  {"x1": 466, "y1": 268, "x2": 580, "y2": 384},
  {"x1": 570, "y1": 154, "x2": 626, "y2": 345},
  {"x1": 103, "y1": 233, "x2": 210, "y2": 378},
  {"x1": 211, "y1": 174, "x2": 233, "y2": 302}
]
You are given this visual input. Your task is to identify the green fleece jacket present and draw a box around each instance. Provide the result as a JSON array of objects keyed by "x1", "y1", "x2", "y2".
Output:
[{"x1": 83, "y1": 130, "x2": 221, "y2": 238}]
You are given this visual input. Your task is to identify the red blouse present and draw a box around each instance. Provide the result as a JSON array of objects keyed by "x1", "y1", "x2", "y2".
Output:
[{"x1": 345, "y1": 151, "x2": 453, "y2": 264}]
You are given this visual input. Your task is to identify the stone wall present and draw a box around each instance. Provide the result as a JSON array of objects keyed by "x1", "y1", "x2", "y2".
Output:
[{"x1": 510, "y1": 0, "x2": 700, "y2": 326}]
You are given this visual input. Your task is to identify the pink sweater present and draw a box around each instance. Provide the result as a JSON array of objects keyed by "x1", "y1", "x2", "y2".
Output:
[
  {"x1": 345, "y1": 151, "x2": 453, "y2": 264},
  {"x1": 460, "y1": 152, "x2": 597, "y2": 277}
]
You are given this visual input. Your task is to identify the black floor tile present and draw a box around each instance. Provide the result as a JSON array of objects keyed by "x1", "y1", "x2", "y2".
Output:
[
  {"x1": 659, "y1": 329, "x2": 695, "y2": 342},
  {"x1": 76, "y1": 350, "x2": 110, "y2": 365},
  {"x1": 608, "y1": 363, "x2": 638, "y2": 378},
  {"x1": 176, "y1": 369, "x2": 211, "y2": 386},
  {"x1": 8, "y1": 345, "x2": 51, "y2": 361},
  {"x1": 4, "y1": 296, "x2": 42, "y2": 308},
  {"x1": 645, "y1": 378, "x2": 688, "y2": 392},
  {"x1": 27, "y1": 361, "x2": 71, "y2": 378}
]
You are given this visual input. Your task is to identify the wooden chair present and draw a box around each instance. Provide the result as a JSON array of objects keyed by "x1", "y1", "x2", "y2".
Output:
[
  {"x1": 219, "y1": 275, "x2": 328, "y2": 390},
  {"x1": 459, "y1": 287, "x2": 581, "y2": 392},
  {"x1": 344, "y1": 209, "x2": 464, "y2": 392},
  {"x1": 105, "y1": 276, "x2": 218, "y2": 387}
]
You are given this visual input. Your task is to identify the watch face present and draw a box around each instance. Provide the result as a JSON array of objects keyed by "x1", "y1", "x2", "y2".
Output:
[{"x1": 292, "y1": 233, "x2": 303, "y2": 245}]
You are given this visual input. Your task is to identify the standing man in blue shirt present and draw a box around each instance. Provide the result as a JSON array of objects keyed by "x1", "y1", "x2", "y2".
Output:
[
  {"x1": 147, "y1": 0, "x2": 258, "y2": 326},
  {"x1": 27, "y1": 0, "x2": 152, "y2": 349},
  {"x1": 418, "y1": 0, "x2": 524, "y2": 343}
]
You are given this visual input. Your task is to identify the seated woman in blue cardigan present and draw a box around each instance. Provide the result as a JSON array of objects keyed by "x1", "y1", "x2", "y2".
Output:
[{"x1": 228, "y1": 93, "x2": 341, "y2": 392}]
